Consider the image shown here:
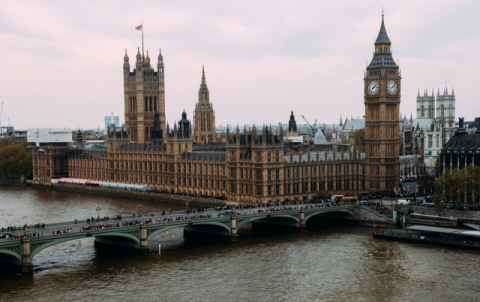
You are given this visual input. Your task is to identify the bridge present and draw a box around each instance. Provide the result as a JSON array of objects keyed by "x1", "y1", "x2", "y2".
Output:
[{"x1": 0, "y1": 204, "x2": 355, "y2": 274}]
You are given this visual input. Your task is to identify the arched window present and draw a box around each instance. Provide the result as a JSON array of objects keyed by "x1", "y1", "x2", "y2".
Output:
[
  {"x1": 149, "y1": 97, "x2": 153, "y2": 112},
  {"x1": 145, "y1": 97, "x2": 148, "y2": 112},
  {"x1": 440, "y1": 105, "x2": 445, "y2": 117},
  {"x1": 420, "y1": 105, "x2": 425, "y2": 117},
  {"x1": 154, "y1": 96, "x2": 157, "y2": 112}
]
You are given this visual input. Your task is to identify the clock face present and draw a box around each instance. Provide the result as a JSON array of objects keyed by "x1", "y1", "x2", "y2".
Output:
[
  {"x1": 368, "y1": 81, "x2": 379, "y2": 95},
  {"x1": 388, "y1": 80, "x2": 397, "y2": 94}
]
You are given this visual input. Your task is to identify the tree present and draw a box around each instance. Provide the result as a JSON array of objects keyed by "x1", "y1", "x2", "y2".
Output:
[
  {"x1": 353, "y1": 128, "x2": 365, "y2": 152},
  {"x1": 433, "y1": 165, "x2": 480, "y2": 209},
  {"x1": 325, "y1": 133, "x2": 332, "y2": 142},
  {"x1": 0, "y1": 138, "x2": 33, "y2": 179}
]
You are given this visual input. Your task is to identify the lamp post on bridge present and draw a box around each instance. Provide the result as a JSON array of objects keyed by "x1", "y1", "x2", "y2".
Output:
[
  {"x1": 140, "y1": 204, "x2": 145, "y2": 224},
  {"x1": 96, "y1": 207, "x2": 102, "y2": 220}
]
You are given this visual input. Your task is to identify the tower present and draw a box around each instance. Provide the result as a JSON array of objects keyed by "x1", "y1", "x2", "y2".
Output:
[
  {"x1": 123, "y1": 48, "x2": 165, "y2": 143},
  {"x1": 416, "y1": 88, "x2": 435, "y2": 119},
  {"x1": 193, "y1": 66, "x2": 216, "y2": 144},
  {"x1": 436, "y1": 87, "x2": 456, "y2": 128},
  {"x1": 364, "y1": 12, "x2": 401, "y2": 191},
  {"x1": 287, "y1": 111, "x2": 298, "y2": 137}
]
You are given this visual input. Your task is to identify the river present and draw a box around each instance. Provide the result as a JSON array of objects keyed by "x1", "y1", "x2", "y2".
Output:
[{"x1": 0, "y1": 185, "x2": 479, "y2": 301}]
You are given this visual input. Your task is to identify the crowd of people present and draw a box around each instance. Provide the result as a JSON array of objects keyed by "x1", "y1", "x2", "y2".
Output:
[{"x1": 1, "y1": 199, "x2": 356, "y2": 241}]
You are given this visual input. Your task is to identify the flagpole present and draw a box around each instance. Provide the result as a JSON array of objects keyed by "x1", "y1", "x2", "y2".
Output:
[{"x1": 142, "y1": 21, "x2": 144, "y2": 61}]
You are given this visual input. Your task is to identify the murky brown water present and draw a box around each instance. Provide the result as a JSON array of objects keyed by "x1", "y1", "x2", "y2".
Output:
[{"x1": 1, "y1": 184, "x2": 480, "y2": 301}]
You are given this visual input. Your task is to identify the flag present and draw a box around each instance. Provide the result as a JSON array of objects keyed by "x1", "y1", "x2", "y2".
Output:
[{"x1": 135, "y1": 25, "x2": 142, "y2": 30}]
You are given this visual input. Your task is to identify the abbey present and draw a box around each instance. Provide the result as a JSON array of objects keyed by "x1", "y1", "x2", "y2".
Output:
[{"x1": 30, "y1": 15, "x2": 401, "y2": 202}]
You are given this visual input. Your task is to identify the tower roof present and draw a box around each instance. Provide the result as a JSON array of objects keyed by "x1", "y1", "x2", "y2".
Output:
[
  {"x1": 374, "y1": 13, "x2": 391, "y2": 45},
  {"x1": 201, "y1": 65, "x2": 206, "y2": 86}
]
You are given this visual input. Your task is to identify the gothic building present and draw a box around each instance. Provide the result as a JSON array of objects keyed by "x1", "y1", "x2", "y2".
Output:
[
  {"x1": 193, "y1": 67, "x2": 216, "y2": 144},
  {"x1": 364, "y1": 12, "x2": 401, "y2": 191},
  {"x1": 30, "y1": 14, "x2": 403, "y2": 202},
  {"x1": 124, "y1": 48, "x2": 166, "y2": 144},
  {"x1": 398, "y1": 86, "x2": 457, "y2": 178}
]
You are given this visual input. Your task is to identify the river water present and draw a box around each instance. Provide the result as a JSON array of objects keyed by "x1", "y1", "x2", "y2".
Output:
[{"x1": 0, "y1": 185, "x2": 479, "y2": 301}]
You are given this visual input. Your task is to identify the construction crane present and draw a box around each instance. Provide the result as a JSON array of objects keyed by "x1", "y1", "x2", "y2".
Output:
[{"x1": 301, "y1": 115, "x2": 318, "y2": 138}]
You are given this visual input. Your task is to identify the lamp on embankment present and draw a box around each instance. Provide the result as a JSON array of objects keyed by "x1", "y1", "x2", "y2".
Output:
[{"x1": 96, "y1": 207, "x2": 102, "y2": 219}]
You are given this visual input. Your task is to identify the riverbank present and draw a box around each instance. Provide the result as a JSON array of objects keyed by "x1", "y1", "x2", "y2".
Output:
[{"x1": 24, "y1": 181, "x2": 233, "y2": 207}]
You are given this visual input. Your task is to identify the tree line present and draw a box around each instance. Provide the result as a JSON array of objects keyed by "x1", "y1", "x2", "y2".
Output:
[
  {"x1": 433, "y1": 164, "x2": 480, "y2": 208},
  {"x1": 0, "y1": 137, "x2": 33, "y2": 179}
]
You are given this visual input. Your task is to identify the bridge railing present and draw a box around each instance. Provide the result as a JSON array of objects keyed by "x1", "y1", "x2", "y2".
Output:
[
  {"x1": 2, "y1": 204, "x2": 356, "y2": 233},
  {"x1": 4, "y1": 208, "x2": 220, "y2": 231}
]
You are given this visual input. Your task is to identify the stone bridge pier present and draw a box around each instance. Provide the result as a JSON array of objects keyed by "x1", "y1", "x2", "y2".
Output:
[
  {"x1": 21, "y1": 238, "x2": 33, "y2": 274},
  {"x1": 140, "y1": 224, "x2": 149, "y2": 255}
]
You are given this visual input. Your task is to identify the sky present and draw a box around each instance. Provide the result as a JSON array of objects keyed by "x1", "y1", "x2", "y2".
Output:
[{"x1": 1, "y1": 0, "x2": 479, "y2": 130}]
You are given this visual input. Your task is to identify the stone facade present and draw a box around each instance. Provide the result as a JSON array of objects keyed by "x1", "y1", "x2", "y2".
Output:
[
  {"x1": 30, "y1": 15, "x2": 403, "y2": 202},
  {"x1": 364, "y1": 14, "x2": 401, "y2": 191},
  {"x1": 193, "y1": 67, "x2": 216, "y2": 144},
  {"x1": 124, "y1": 48, "x2": 165, "y2": 144}
]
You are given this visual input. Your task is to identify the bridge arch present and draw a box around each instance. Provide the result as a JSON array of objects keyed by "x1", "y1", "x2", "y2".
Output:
[
  {"x1": 147, "y1": 221, "x2": 231, "y2": 242},
  {"x1": 30, "y1": 232, "x2": 140, "y2": 259},
  {"x1": 0, "y1": 248, "x2": 22, "y2": 266},
  {"x1": 305, "y1": 209, "x2": 355, "y2": 223},
  {"x1": 236, "y1": 214, "x2": 300, "y2": 231}
]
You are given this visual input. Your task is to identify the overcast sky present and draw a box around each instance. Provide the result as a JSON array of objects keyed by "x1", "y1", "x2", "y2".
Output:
[{"x1": 1, "y1": 0, "x2": 479, "y2": 130}]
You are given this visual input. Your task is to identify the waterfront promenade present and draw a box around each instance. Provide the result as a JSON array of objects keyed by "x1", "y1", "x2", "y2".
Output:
[{"x1": 0, "y1": 201, "x2": 355, "y2": 274}]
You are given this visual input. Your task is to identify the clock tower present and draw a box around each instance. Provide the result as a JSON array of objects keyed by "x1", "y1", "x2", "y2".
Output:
[{"x1": 364, "y1": 12, "x2": 401, "y2": 191}]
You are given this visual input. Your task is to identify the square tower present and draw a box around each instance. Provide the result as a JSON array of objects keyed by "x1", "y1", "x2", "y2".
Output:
[
  {"x1": 123, "y1": 48, "x2": 165, "y2": 143},
  {"x1": 364, "y1": 13, "x2": 401, "y2": 191}
]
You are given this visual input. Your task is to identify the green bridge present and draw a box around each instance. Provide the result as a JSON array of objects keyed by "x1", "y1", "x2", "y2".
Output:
[{"x1": 0, "y1": 205, "x2": 355, "y2": 274}]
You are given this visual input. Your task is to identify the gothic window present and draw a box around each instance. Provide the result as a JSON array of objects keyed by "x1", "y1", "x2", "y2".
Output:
[
  {"x1": 149, "y1": 97, "x2": 153, "y2": 112},
  {"x1": 154, "y1": 97, "x2": 157, "y2": 112},
  {"x1": 449, "y1": 104, "x2": 453, "y2": 117},
  {"x1": 440, "y1": 105, "x2": 445, "y2": 117},
  {"x1": 268, "y1": 152, "x2": 271, "y2": 163},
  {"x1": 276, "y1": 151, "x2": 279, "y2": 162},
  {"x1": 178, "y1": 144, "x2": 181, "y2": 153},
  {"x1": 420, "y1": 105, "x2": 425, "y2": 117},
  {"x1": 436, "y1": 134, "x2": 439, "y2": 148},
  {"x1": 145, "y1": 97, "x2": 148, "y2": 112},
  {"x1": 428, "y1": 135, "x2": 432, "y2": 148}
]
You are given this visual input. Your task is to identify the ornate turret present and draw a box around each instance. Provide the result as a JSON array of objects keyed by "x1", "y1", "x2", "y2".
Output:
[
  {"x1": 193, "y1": 65, "x2": 216, "y2": 144},
  {"x1": 123, "y1": 49, "x2": 130, "y2": 74}
]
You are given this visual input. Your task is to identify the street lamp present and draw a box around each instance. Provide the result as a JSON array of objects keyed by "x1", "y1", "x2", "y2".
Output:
[
  {"x1": 185, "y1": 201, "x2": 189, "y2": 211},
  {"x1": 96, "y1": 207, "x2": 102, "y2": 219},
  {"x1": 140, "y1": 204, "x2": 145, "y2": 223}
]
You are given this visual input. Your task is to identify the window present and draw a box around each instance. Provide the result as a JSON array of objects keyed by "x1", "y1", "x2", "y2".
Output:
[
  {"x1": 276, "y1": 152, "x2": 279, "y2": 162},
  {"x1": 268, "y1": 185, "x2": 272, "y2": 196},
  {"x1": 428, "y1": 135, "x2": 432, "y2": 148},
  {"x1": 257, "y1": 185, "x2": 262, "y2": 196},
  {"x1": 268, "y1": 152, "x2": 271, "y2": 163},
  {"x1": 276, "y1": 169, "x2": 280, "y2": 180},
  {"x1": 436, "y1": 134, "x2": 439, "y2": 148}
]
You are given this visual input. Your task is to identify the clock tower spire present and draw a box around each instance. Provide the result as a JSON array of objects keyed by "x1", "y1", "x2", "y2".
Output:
[{"x1": 364, "y1": 12, "x2": 401, "y2": 192}]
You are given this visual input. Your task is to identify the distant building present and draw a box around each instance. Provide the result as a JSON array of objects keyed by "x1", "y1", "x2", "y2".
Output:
[{"x1": 104, "y1": 114, "x2": 120, "y2": 131}]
